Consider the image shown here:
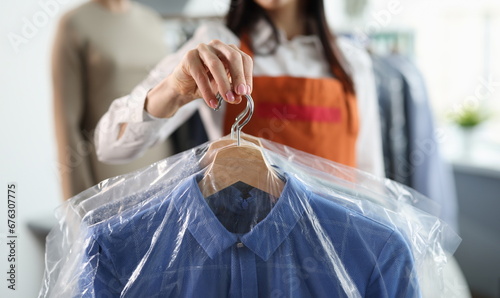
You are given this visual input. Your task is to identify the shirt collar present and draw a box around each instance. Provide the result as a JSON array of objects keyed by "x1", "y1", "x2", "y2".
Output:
[
  {"x1": 172, "y1": 172, "x2": 311, "y2": 261},
  {"x1": 250, "y1": 18, "x2": 324, "y2": 55}
]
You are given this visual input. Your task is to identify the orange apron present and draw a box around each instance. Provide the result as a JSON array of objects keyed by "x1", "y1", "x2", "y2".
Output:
[{"x1": 223, "y1": 34, "x2": 359, "y2": 167}]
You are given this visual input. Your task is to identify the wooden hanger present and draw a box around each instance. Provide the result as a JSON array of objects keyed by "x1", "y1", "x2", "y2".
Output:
[
  {"x1": 198, "y1": 95, "x2": 285, "y2": 198},
  {"x1": 199, "y1": 134, "x2": 262, "y2": 168},
  {"x1": 199, "y1": 93, "x2": 263, "y2": 167}
]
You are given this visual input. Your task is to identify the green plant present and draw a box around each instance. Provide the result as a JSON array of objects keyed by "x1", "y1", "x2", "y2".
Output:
[{"x1": 450, "y1": 106, "x2": 487, "y2": 128}]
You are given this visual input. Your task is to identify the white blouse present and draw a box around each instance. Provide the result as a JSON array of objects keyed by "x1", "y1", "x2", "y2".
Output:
[{"x1": 94, "y1": 20, "x2": 384, "y2": 177}]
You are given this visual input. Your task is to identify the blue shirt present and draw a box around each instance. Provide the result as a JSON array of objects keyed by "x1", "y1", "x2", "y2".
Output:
[
  {"x1": 205, "y1": 181, "x2": 277, "y2": 234},
  {"x1": 81, "y1": 173, "x2": 419, "y2": 297}
]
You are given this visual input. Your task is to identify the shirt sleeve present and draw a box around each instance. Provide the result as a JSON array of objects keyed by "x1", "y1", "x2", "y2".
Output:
[
  {"x1": 366, "y1": 230, "x2": 421, "y2": 298},
  {"x1": 94, "y1": 22, "x2": 239, "y2": 164},
  {"x1": 338, "y1": 39, "x2": 385, "y2": 177},
  {"x1": 79, "y1": 235, "x2": 122, "y2": 297},
  {"x1": 52, "y1": 14, "x2": 95, "y2": 197}
]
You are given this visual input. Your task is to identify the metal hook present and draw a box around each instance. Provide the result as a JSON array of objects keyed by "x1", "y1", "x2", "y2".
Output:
[
  {"x1": 213, "y1": 92, "x2": 224, "y2": 111},
  {"x1": 230, "y1": 96, "x2": 249, "y2": 138},
  {"x1": 231, "y1": 94, "x2": 254, "y2": 146}
]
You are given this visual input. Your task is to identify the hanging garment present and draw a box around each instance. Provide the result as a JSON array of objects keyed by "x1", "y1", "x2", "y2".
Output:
[
  {"x1": 171, "y1": 112, "x2": 209, "y2": 153},
  {"x1": 40, "y1": 135, "x2": 460, "y2": 298},
  {"x1": 381, "y1": 55, "x2": 459, "y2": 231},
  {"x1": 79, "y1": 174, "x2": 417, "y2": 297},
  {"x1": 371, "y1": 55, "x2": 410, "y2": 185}
]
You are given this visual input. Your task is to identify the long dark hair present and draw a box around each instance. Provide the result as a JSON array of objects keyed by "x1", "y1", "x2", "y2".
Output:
[{"x1": 226, "y1": 0, "x2": 355, "y2": 94}]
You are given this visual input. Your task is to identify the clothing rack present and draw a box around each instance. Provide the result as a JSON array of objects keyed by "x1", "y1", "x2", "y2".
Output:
[
  {"x1": 339, "y1": 30, "x2": 415, "y2": 58},
  {"x1": 368, "y1": 31, "x2": 415, "y2": 57}
]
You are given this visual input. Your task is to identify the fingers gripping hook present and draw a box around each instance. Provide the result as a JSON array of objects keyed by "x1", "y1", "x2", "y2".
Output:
[{"x1": 213, "y1": 93, "x2": 254, "y2": 146}]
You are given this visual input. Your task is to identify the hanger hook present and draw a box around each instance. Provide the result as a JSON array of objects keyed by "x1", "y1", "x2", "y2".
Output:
[
  {"x1": 230, "y1": 103, "x2": 248, "y2": 139},
  {"x1": 230, "y1": 94, "x2": 254, "y2": 146}
]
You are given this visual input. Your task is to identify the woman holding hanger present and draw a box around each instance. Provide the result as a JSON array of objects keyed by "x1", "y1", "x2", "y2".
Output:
[{"x1": 94, "y1": 0, "x2": 384, "y2": 176}]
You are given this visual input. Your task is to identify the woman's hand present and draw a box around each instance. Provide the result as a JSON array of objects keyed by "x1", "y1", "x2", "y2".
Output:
[{"x1": 145, "y1": 39, "x2": 253, "y2": 118}]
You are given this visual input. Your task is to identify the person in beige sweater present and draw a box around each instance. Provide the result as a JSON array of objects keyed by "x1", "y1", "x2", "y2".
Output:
[{"x1": 52, "y1": 0, "x2": 173, "y2": 199}]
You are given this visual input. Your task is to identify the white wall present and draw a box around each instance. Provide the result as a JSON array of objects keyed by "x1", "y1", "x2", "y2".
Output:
[
  {"x1": 0, "y1": 0, "x2": 85, "y2": 297},
  {"x1": 337, "y1": 0, "x2": 500, "y2": 121}
]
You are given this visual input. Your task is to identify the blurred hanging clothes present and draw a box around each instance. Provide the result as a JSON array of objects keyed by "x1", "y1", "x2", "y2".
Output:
[
  {"x1": 372, "y1": 54, "x2": 459, "y2": 232},
  {"x1": 371, "y1": 56, "x2": 410, "y2": 186},
  {"x1": 170, "y1": 112, "x2": 209, "y2": 153},
  {"x1": 168, "y1": 23, "x2": 209, "y2": 154}
]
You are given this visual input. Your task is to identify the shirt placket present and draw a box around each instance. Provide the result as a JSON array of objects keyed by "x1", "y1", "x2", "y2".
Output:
[{"x1": 230, "y1": 240, "x2": 257, "y2": 298}]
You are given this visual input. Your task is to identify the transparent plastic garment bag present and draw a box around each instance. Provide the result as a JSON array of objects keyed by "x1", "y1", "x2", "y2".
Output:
[{"x1": 40, "y1": 96, "x2": 460, "y2": 298}]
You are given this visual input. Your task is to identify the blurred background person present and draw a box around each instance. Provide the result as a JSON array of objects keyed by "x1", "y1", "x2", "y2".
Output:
[{"x1": 52, "y1": 0, "x2": 174, "y2": 199}]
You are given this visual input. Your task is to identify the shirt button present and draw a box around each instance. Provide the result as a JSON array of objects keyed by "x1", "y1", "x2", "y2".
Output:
[
  {"x1": 241, "y1": 200, "x2": 249, "y2": 209},
  {"x1": 236, "y1": 242, "x2": 244, "y2": 248}
]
